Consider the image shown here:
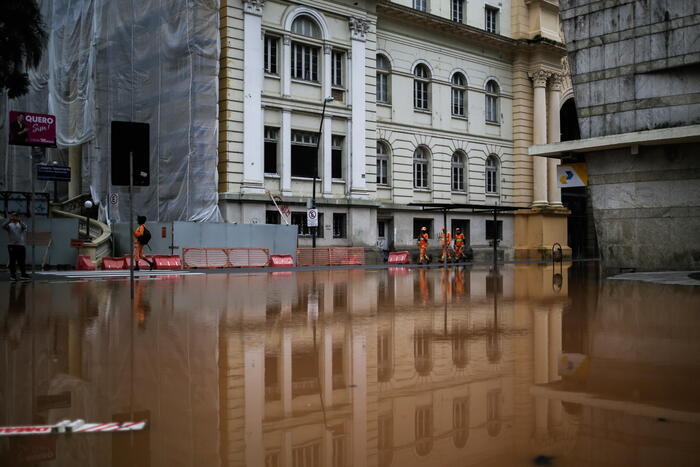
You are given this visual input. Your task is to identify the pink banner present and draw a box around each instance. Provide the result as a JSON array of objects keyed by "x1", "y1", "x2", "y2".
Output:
[{"x1": 8, "y1": 111, "x2": 57, "y2": 147}]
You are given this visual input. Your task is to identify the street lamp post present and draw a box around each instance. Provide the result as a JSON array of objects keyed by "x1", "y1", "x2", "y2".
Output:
[
  {"x1": 84, "y1": 200, "x2": 94, "y2": 240},
  {"x1": 311, "y1": 96, "x2": 334, "y2": 248}
]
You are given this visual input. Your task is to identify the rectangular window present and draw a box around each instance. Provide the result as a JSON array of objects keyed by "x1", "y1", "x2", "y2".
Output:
[
  {"x1": 451, "y1": 219, "x2": 469, "y2": 243},
  {"x1": 486, "y1": 164, "x2": 498, "y2": 193},
  {"x1": 486, "y1": 95, "x2": 498, "y2": 123},
  {"x1": 413, "y1": 218, "x2": 432, "y2": 239},
  {"x1": 452, "y1": 88, "x2": 465, "y2": 116},
  {"x1": 291, "y1": 212, "x2": 324, "y2": 237},
  {"x1": 451, "y1": 0, "x2": 464, "y2": 22},
  {"x1": 291, "y1": 131, "x2": 318, "y2": 178},
  {"x1": 485, "y1": 6, "x2": 499, "y2": 34},
  {"x1": 292, "y1": 442, "x2": 321, "y2": 467},
  {"x1": 414, "y1": 160, "x2": 428, "y2": 188},
  {"x1": 332, "y1": 213, "x2": 347, "y2": 239},
  {"x1": 485, "y1": 220, "x2": 503, "y2": 241},
  {"x1": 264, "y1": 35, "x2": 278, "y2": 74},
  {"x1": 331, "y1": 135, "x2": 343, "y2": 179},
  {"x1": 377, "y1": 72, "x2": 389, "y2": 103},
  {"x1": 452, "y1": 164, "x2": 464, "y2": 190},
  {"x1": 414, "y1": 80, "x2": 429, "y2": 110},
  {"x1": 266, "y1": 210, "x2": 280, "y2": 225},
  {"x1": 413, "y1": 0, "x2": 427, "y2": 12},
  {"x1": 264, "y1": 127, "x2": 278, "y2": 174},
  {"x1": 332, "y1": 51, "x2": 344, "y2": 87},
  {"x1": 377, "y1": 157, "x2": 388, "y2": 185},
  {"x1": 291, "y1": 42, "x2": 319, "y2": 81}
]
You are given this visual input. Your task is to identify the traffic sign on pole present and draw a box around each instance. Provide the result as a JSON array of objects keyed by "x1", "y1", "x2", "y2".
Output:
[{"x1": 307, "y1": 208, "x2": 318, "y2": 227}]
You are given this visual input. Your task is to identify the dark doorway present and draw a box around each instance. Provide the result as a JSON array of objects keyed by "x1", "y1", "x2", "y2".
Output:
[{"x1": 560, "y1": 98, "x2": 580, "y2": 142}]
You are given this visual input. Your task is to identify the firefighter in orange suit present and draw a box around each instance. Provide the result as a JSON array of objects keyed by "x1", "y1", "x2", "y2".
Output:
[
  {"x1": 454, "y1": 227, "x2": 466, "y2": 262},
  {"x1": 418, "y1": 226, "x2": 430, "y2": 264},
  {"x1": 439, "y1": 228, "x2": 453, "y2": 262}
]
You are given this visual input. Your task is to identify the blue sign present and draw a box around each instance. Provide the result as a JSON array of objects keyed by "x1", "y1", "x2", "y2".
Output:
[{"x1": 37, "y1": 165, "x2": 71, "y2": 182}]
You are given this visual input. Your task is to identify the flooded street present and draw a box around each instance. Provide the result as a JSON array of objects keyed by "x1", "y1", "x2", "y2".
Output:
[{"x1": 1, "y1": 263, "x2": 699, "y2": 466}]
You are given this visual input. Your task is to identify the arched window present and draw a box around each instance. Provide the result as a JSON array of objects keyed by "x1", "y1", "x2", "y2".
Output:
[
  {"x1": 485, "y1": 155, "x2": 498, "y2": 194},
  {"x1": 452, "y1": 322, "x2": 468, "y2": 368},
  {"x1": 413, "y1": 64, "x2": 431, "y2": 110},
  {"x1": 453, "y1": 398, "x2": 469, "y2": 448},
  {"x1": 451, "y1": 152, "x2": 466, "y2": 192},
  {"x1": 415, "y1": 405, "x2": 433, "y2": 456},
  {"x1": 414, "y1": 328, "x2": 432, "y2": 375},
  {"x1": 413, "y1": 146, "x2": 429, "y2": 189},
  {"x1": 376, "y1": 54, "x2": 391, "y2": 104},
  {"x1": 485, "y1": 80, "x2": 499, "y2": 123},
  {"x1": 291, "y1": 15, "x2": 321, "y2": 38},
  {"x1": 376, "y1": 141, "x2": 390, "y2": 185},
  {"x1": 451, "y1": 73, "x2": 467, "y2": 116}
]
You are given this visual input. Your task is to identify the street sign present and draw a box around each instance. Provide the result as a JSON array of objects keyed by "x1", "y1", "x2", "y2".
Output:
[
  {"x1": 557, "y1": 163, "x2": 588, "y2": 188},
  {"x1": 36, "y1": 165, "x2": 71, "y2": 182},
  {"x1": 307, "y1": 208, "x2": 318, "y2": 227},
  {"x1": 109, "y1": 193, "x2": 119, "y2": 207}
]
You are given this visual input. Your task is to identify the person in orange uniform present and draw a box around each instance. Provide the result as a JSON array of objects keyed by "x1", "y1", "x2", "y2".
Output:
[
  {"x1": 133, "y1": 215, "x2": 155, "y2": 271},
  {"x1": 439, "y1": 228, "x2": 453, "y2": 262},
  {"x1": 453, "y1": 227, "x2": 466, "y2": 262},
  {"x1": 417, "y1": 226, "x2": 430, "y2": 264}
]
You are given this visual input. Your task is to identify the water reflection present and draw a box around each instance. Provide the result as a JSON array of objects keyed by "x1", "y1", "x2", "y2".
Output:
[{"x1": 1, "y1": 264, "x2": 699, "y2": 466}]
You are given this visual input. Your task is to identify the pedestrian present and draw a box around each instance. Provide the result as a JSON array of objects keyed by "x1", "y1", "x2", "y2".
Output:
[
  {"x1": 454, "y1": 227, "x2": 466, "y2": 262},
  {"x1": 133, "y1": 215, "x2": 155, "y2": 271},
  {"x1": 3, "y1": 211, "x2": 30, "y2": 281},
  {"x1": 439, "y1": 227, "x2": 453, "y2": 262},
  {"x1": 418, "y1": 226, "x2": 430, "y2": 264}
]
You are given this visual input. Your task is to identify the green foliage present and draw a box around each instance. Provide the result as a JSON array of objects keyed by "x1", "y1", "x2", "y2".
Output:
[{"x1": 0, "y1": 0, "x2": 47, "y2": 98}]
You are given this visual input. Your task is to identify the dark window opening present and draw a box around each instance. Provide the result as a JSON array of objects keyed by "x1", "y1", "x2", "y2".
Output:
[
  {"x1": 266, "y1": 210, "x2": 280, "y2": 225},
  {"x1": 413, "y1": 218, "x2": 432, "y2": 238},
  {"x1": 333, "y1": 212, "x2": 347, "y2": 238},
  {"x1": 291, "y1": 131, "x2": 318, "y2": 178},
  {"x1": 264, "y1": 127, "x2": 278, "y2": 174},
  {"x1": 291, "y1": 211, "x2": 323, "y2": 237},
  {"x1": 332, "y1": 135, "x2": 343, "y2": 179}
]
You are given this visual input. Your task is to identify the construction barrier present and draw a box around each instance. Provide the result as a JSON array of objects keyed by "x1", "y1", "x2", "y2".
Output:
[
  {"x1": 387, "y1": 251, "x2": 411, "y2": 264},
  {"x1": 269, "y1": 254, "x2": 295, "y2": 267},
  {"x1": 0, "y1": 420, "x2": 147, "y2": 437},
  {"x1": 153, "y1": 255, "x2": 183, "y2": 270},
  {"x1": 296, "y1": 248, "x2": 365, "y2": 267},
  {"x1": 75, "y1": 255, "x2": 96, "y2": 271},
  {"x1": 123, "y1": 256, "x2": 152, "y2": 269},
  {"x1": 181, "y1": 248, "x2": 269, "y2": 269},
  {"x1": 101, "y1": 257, "x2": 128, "y2": 270}
]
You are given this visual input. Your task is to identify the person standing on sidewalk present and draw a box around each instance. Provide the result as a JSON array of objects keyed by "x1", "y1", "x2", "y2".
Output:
[
  {"x1": 133, "y1": 215, "x2": 155, "y2": 271},
  {"x1": 3, "y1": 211, "x2": 30, "y2": 281}
]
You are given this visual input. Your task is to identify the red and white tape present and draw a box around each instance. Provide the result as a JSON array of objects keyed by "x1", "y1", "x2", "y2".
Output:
[{"x1": 0, "y1": 419, "x2": 147, "y2": 436}]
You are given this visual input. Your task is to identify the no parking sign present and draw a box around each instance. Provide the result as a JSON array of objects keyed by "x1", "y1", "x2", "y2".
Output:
[{"x1": 307, "y1": 209, "x2": 318, "y2": 227}]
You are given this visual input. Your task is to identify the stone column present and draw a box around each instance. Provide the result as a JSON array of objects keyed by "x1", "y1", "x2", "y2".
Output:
[
  {"x1": 547, "y1": 73, "x2": 563, "y2": 207},
  {"x1": 548, "y1": 305, "x2": 563, "y2": 430},
  {"x1": 529, "y1": 69, "x2": 550, "y2": 207},
  {"x1": 280, "y1": 328, "x2": 292, "y2": 417},
  {"x1": 351, "y1": 325, "x2": 368, "y2": 467},
  {"x1": 242, "y1": 0, "x2": 266, "y2": 194},
  {"x1": 282, "y1": 35, "x2": 291, "y2": 97},
  {"x1": 349, "y1": 18, "x2": 369, "y2": 196},
  {"x1": 244, "y1": 333, "x2": 265, "y2": 466},
  {"x1": 533, "y1": 308, "x2": 549, "y2": 436},
  {"x1": 281, "y1": 109, "x2": 292, "y2": 195}
]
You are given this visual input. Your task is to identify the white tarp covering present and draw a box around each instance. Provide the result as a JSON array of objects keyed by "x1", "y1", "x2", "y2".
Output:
[{"x1": 0, "y1": 0, "x2": 221, "y2": 222}]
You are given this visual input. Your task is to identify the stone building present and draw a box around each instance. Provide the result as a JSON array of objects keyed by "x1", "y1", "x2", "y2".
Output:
[
  {"x1": 219, "y1": 0, "x2": 573, "y2": 259},
  {"x1": 531, "y1": 0, "x2": 700, "y2": 271}
]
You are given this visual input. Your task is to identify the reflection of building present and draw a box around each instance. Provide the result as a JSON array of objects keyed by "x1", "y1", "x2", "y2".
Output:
[{"x1": 221, "y1": 265, "x2": 569, "y2": 466}]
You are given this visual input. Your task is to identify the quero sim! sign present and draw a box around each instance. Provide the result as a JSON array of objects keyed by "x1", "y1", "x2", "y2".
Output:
[{"x1": 8, "y1": 111, "x2": 57, "y2": 147}]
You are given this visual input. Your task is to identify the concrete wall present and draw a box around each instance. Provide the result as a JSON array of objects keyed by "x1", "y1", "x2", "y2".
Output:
[
  {"x1": 0, "y1": 217, "x2": 81, "y2": 266},
  {"x1": 112, "y1": 222, "x2": 298, "y2": 258},
  {"x1": 560, "y1": 0, "x2": 700, "y2": 138},
  {"x1": 586, "y1": 143, "x2": 700, "y2": 272}
]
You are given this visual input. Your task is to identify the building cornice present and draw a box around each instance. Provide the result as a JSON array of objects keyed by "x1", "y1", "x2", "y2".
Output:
[{"x1": 376, "y1": 0, "x2": 567, "y2": 57}]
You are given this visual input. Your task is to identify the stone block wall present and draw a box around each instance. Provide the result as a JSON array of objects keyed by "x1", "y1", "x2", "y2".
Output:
[
  {"x1": 585, "y1": 142, "x2": 700, "y2": 272},
  {"x1": 560, "y1": 0, "x2": 700, "y2": 138}
]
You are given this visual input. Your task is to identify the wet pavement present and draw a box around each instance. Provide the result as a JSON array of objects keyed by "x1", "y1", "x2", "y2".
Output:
[{"x1": 1, "y1": 262, "x2": 699, "y2": 466}]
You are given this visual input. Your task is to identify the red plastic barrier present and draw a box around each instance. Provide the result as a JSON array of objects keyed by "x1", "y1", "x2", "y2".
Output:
[
  {"x1": 153, "y1": 255, "x2": 183, "y2": 270},
  {"x1": 388, "y1": 251, "x2": 411, "y2": 264},
  {"x1": 123, "y1": 256, "x2": 151, "y2": 269},
  {"x1": 296, "y1": 248, "x2": 365, "y2": 266},
  {"x1": 102, "y1": 257, "x2": 128, "y2": 270},
  {"x1": 76, "y1": 255, "x2": 96, "y2": 271},
  {"x1": 269, "y1": 254, "x2": 294, "y2": 267}
]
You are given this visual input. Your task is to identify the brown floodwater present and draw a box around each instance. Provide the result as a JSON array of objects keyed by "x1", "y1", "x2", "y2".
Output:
[{"x1": 1, "y1": 263, "x2": 699, "y2": 467}]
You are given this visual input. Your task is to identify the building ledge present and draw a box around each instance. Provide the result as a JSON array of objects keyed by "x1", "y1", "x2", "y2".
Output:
[{"x1": 529, "y1": 124, "x2": 700, "y2": 158}]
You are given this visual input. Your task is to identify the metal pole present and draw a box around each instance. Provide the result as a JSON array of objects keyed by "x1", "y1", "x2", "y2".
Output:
[
  {"x1": 129, "y1": 151, "x2": 134, "y2": 300},
  {"x1": 312, "y1": 98, "x2": 330, "y2": 249},
  {"x1": 492, "y1": 208, "x2": 498, "y2": 271},
  {"x1": 30, "y1": 149, "x2": 35, "y2": 281},
  {"x1": 442, "y1": 209, "x2": 447, "y2": 268}
]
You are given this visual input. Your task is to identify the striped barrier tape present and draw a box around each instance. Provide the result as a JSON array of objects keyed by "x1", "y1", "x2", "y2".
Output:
[{"x1": 0, "y1": 419, "x2": 148, "y2": 436}]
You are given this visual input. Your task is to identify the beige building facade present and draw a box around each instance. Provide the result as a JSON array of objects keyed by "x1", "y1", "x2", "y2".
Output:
[{"x1": 219, "y1": 0, "x2": 572, "y2": 258}]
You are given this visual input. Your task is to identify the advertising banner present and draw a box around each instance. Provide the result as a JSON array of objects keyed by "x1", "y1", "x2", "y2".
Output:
[
  {"x1": 557, "y1": 163, "x2": 588, "y2": 188},
  {"x1": 8, "y1": 111, "x2": 57, "y2": 147}
]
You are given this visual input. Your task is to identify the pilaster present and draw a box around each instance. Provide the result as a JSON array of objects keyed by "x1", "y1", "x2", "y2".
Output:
[
  {"x1": 349, "y1": 17, "x2": 369, "y2": 196},
  {"x1": 281, "y1": 109, "x2": 292, "y2": 195},
  {"x1": 547, "y1": 73, "x2": 563, "y2": 207},
  {"x1": 529, "y1": 69, "x2": 550, "y2": 207}
]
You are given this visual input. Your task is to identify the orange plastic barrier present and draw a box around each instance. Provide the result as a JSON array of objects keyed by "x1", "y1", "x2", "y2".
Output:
[
  {"x1": 153, "y1": 255, "x2": 183, "y2": 270},
  {"x1": 76, "y1": 255, "x2": 96, "y2": 271},
  {"x1": 388, "y1": 251, "x2": 411, "y2": 264},
  {"x1": 269, "y1": 254, "x2": 294, "y2": 267},
  {"x1": 296, "y1": 248, "x2": 365, "y2": 266},
  {"x1": 102, "y1": 257, "x2": 128, "y2": 270},
  {"x1": 181, "y1": 248, "x2": 269, "y2": 269}
]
